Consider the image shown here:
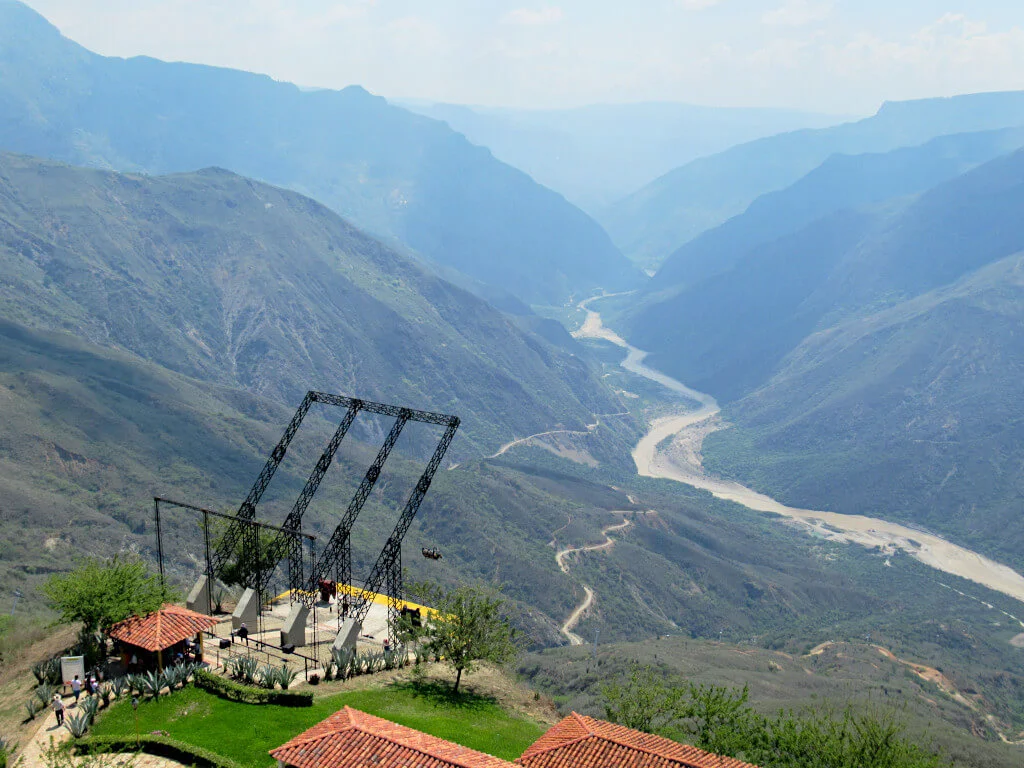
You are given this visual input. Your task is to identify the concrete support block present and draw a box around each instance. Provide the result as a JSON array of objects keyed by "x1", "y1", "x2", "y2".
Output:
[
  {"x1": 187, "y1": 575, "x2": 210, "y2": 615},
  {"x1": 281, "y1": 603, "x2": 309, "y2": 648},
  {"x1": 333, "y1": 618, "x2": 361, "y2": 654},
  {"x1": 232, "y1": 588, "x2": 259, "y2": 630}
]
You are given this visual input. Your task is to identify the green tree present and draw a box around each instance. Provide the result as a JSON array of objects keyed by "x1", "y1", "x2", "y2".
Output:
[
  {"x1": 43, "y1": 555, "x2": 175, "y2": 636},
  {"x1": 601, "y1": 666, "x2": 941, "y2": 768},
  {"x1": 412, "y1": 583, "x2": 519, "y2": 694},
  {"x1": 207, "y1": 517, "x2": 280, "y2": 589}
]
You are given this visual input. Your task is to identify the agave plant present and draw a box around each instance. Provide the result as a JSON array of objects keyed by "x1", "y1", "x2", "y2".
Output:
[
  {"x1": 98, "y1": 682, "x2": 114, "y2": 707},
  {"x1": 140, "y1": 670, "x2": 163, "y2": 699},
  {"x1": 34, "y1": 684, "x2": 57, "y2": 705},
  {"x1": 277, "y1": 665, "x2": 298, "y2": 690},
  {"x1": 31, "y1": 659, "x2": 56, "y2": 685},
  {"x1": 79, "y1": 696, "x2": 99, "y2": 720},
  {"x1": 111, "y1": 676, "x2": 129, "y2": 699},
  {"x1": 163, "y1": 666, "x2": 183, "y2": 691},
  {"x1": 322, "y1": 659, "x2": 336, "y2": 682},
  {"x1": 331, "y1": 647, "x2": 355, "y2": 681},
  {"x1": 64, "y1": 712, "x2": 91, "y2": 738},
  {"x1": 24, "y1": 699, "x2": 41, "y2": 721}
]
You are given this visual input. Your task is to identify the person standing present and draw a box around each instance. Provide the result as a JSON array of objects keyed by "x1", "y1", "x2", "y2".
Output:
[
  {"x1": 238, "y1": 622, "x2": 249, "y2": 646},
  {"x1": 71, "y1": 675, "x2": 82, "y2": 705},
  {"x1": 52, "y1": 694, "x2": 65, "y2": 726},
  {"x1": 89, "y1": 676, "x2": 99, "y2": 697}
]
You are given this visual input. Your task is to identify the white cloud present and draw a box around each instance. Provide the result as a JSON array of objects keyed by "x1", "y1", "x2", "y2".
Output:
[
  {"x1": 501, "y1": 7, "x2": 563, "y2": 26},
  {"x1": 763, "y1": 0, "x2": 832, "y2": 27},
  {"x1": 676, "y1": 0, "x2": 722, "y2": 9}
]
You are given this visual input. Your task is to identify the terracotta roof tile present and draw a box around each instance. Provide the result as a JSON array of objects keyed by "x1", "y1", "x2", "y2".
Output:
[
  {"x1": 108, "y1": 604, "x2": 220, "y2": 652},
  {"x1": 516, "y1": 713, "x2": 759, "y2": 768},
  {"x1": 270, "y1": 706, "x2": 517, "y2": 768}
]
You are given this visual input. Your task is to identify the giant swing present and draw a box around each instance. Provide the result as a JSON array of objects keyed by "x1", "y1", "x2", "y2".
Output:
[{"x1": 156, "y1": 391, "x2": 459, "y2": 654}]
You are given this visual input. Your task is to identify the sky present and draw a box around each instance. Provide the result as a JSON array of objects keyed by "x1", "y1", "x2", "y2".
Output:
[{"x1": 21, "y1": 0, "x2": 1024, "y2": 114}]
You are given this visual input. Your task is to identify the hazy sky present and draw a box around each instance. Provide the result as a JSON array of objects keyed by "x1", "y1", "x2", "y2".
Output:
[{"x1": 22, "y1": 0, "x2": 1024, "y2": 113}]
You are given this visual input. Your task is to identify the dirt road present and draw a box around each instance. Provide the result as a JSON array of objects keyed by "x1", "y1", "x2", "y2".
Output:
[
  {"x1": 556, "y1": 516, "x2": 636, "y2": 645},
  {"x1": 575, "y1": 296, "x2": 1024, "y2": 609}
]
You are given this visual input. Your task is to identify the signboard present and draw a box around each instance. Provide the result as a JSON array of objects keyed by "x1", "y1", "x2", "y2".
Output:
[{"x1": 60, "y1": 655, "x2": 86, "y2": 687}]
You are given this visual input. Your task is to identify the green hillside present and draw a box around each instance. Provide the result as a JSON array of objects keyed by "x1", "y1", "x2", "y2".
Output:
[
  {"x1": 704, "y1": 252, "x2": 1024, "y2": 569},
  {"x1": 605, "y1": 91, "x2": 1024, "y2": 268},
  {"x1": 0, "y1": 0, "x2": 641, "y2": 305},
  {"x1": 0, "y1": 153, "x2": 623, "y2": 457}
]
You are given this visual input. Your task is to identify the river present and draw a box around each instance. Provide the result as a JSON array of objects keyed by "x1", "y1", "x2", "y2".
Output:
[{"x1": 573, "y1": 296, "x2": 1024, "y2": 610}]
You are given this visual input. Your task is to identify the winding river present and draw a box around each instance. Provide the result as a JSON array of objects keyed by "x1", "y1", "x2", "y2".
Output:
[{"x1": 573, "y1": 297, "x2": 1024, "y2": 611}]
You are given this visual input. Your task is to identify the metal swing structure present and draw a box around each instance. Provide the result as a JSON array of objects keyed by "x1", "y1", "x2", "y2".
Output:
[{"x1": 170, "y1": 390, "x2": 458, "y2": 653}]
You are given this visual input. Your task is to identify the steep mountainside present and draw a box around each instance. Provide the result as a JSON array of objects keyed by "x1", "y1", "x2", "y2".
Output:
[
  {"x1": 705, "y1": 252, "x2": 1024, "y2": 568},
  {"x1": 402, "y1": 100, "x2": 844, "y2": 216},
  {"x1": 0, "y1": 153, "x2": 622, "y2": 456},
  {"x1": 626, "y1": 148, "x2": 1024, "y2": 400},
  {"x1": 0, "y1": 0, "x2": 640, "y2": 305},
  {"x1": 652, "y1": 127, "x2": 1024, "y2": 289},
  {"x1": 605, "y1": 90, "x2": 1024, "y2": 267}
]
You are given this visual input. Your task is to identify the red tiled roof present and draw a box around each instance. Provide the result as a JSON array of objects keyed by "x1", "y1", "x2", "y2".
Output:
[
  {"x1": 108, "y1": 603, "x2": 220, "y2": 652},
  {"x1": 516, "y1": 713, "x2": 759, "y2": 768},
  {"x1": 270, "y1": 706, "x2": 517, "y2": 768}
]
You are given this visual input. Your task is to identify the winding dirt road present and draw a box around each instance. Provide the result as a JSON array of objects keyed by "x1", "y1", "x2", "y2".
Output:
[
  {"x1": 487, "y1": 412, "x2": 628, "y2": 460},
  {"x1": 556, "y1": 516, "x2": 636, "y2": 645},
  {"x1": 574, "y1": 295, "x2": 1024, "y2": 609}
]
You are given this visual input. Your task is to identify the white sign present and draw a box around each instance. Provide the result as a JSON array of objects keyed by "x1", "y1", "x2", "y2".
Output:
[{"x1": 60, "y1": 656, "x2": 86, "y2": 686}]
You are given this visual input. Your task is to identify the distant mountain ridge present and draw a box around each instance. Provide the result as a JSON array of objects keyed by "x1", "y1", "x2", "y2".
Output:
[
  {"x1": 605, "y1": 90, "x2": 1024, "y2": 268},
  {"x1": 401, "y1": 100, "x2": 845, "y2": 216},
  {"x1": 625, "y1": 135, "x2": 1024, "y2": 400},
  {"x1": 0, "y1": 0, "x2": 641, "y2": 305}
]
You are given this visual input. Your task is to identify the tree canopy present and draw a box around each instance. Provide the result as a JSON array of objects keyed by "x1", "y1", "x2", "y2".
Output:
[
  {"x1": 43, "y1": 555, "x2": 176, "y2": 635},
  {"x1": 602, "y1": 664, "x2": 942, "y2": 768},
  {"x1": 403, "y1": 583, "x2": 519, "y2": 693}
]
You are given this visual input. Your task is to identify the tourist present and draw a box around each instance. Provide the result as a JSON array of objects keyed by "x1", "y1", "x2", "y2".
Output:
[
  {"x1": 238, "y1": 622, "x2": 249, "y2": 646},
  {"x1": 52, "y1": 694, "x2": 65, "y2": 726},
  {"x1": 71, "y1": 675, "x2": 82, "y2": 704},
  {"x1": 89, "y1": 676, "x2": 99, "y2": 696}
]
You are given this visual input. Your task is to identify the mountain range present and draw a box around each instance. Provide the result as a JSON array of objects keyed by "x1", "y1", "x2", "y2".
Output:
[
  {"x1": 0, "y1": 0, "x2": 640, "y2": 305},
  {"x1": 605, "y1": 90, "x2": 1024, "y2": 269},
  {"x1": 401, "y1": 100, "x2": 845, "y2": 215}
]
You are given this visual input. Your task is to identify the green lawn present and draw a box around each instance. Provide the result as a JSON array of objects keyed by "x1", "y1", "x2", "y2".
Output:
[{"x1": 91, "y1": 682, "x2": 547, "y2": 765}]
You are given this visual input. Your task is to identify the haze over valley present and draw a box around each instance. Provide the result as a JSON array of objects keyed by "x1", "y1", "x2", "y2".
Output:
[{"x1": 3, "y1": 1, "x2": 1024, "y2": 765}]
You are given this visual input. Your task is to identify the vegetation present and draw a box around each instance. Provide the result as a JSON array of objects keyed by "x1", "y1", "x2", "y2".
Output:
[
  {"x1": 75, "y1": 735, "x2": 242, "y2": 768},
  {"x1": 194, "y1": 669, "x2": 313, "y2": 706},
  {"x1": 601, "y1": 666, "x2": 940, "y2": 768},
  {"x1": 91, "y1": 683, "x2": 546, "y2": 764},
  {"x1": 404, "y1": 583, "x2": 520, "y2": 693},
  {"x1": 42, "y1": 556, "x2": 175, "y2": 637}
]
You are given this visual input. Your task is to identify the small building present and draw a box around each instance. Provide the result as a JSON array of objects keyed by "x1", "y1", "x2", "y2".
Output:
[
  {"x1": 108, "y1": 603, "x2": 220, "y2": 671},
  {"x1": 270, "y1": 706, "x2": 516, "y2": 768},
  {"x1": 516, "y1": 712, "x2": 759, "y2": 768}
]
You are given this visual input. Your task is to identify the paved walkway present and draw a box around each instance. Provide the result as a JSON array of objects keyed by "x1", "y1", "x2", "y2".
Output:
[{"x1": 17, "y1": 704, "x2": 184, "y2": 768}]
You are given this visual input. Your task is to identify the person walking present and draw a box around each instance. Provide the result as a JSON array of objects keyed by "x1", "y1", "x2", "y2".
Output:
[
  {"x1": 52, "y1": 694, "x2": 65, "y2": 726},
  {"x1": 89, "y1": 676, "x2": 99, "y2": 696},
  {"x1": 71, "y1": 675, "x2": 82, "y2": 705}
]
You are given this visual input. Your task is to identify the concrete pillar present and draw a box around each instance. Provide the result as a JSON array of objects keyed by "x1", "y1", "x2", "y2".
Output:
[
  {"x1": 333, "y1": 618, "x2": 361, "y2": 653},
  {"x1": 232, "y1": 588, "x2": 259, "y2": 630},
  {"x1": 281, "y1": 603, "x2": 309, "y2": 648},
  {"x1": 187, "y1": 575, "x2": 211, "y2": 615}
]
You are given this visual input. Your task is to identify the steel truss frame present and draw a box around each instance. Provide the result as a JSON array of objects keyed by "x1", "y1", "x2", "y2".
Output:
[{"x1": 209, "y1": 391, "x2": 458, "y2": 625}]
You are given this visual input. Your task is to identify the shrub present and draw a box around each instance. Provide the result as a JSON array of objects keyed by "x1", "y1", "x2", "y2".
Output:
[
  {"x1": 74, "y1": 735, "x2": 244, "y2": 768},
  {"x1": 308, "y1": 673, "x2": 320, "y2": 686},
  {"x1": 139, "y1": 671, "x2": 163, "y2": 699},
  {"x1": 226, "y1": 657, "x2": 259, "y2": 686},
  {"x1": 193, "y1": 669, "x2": 312, "y2": 706}
]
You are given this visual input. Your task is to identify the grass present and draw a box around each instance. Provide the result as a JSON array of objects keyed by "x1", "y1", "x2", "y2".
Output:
[{"x1": 91, "y1": 681, "x2": 547, "y2": 765}]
